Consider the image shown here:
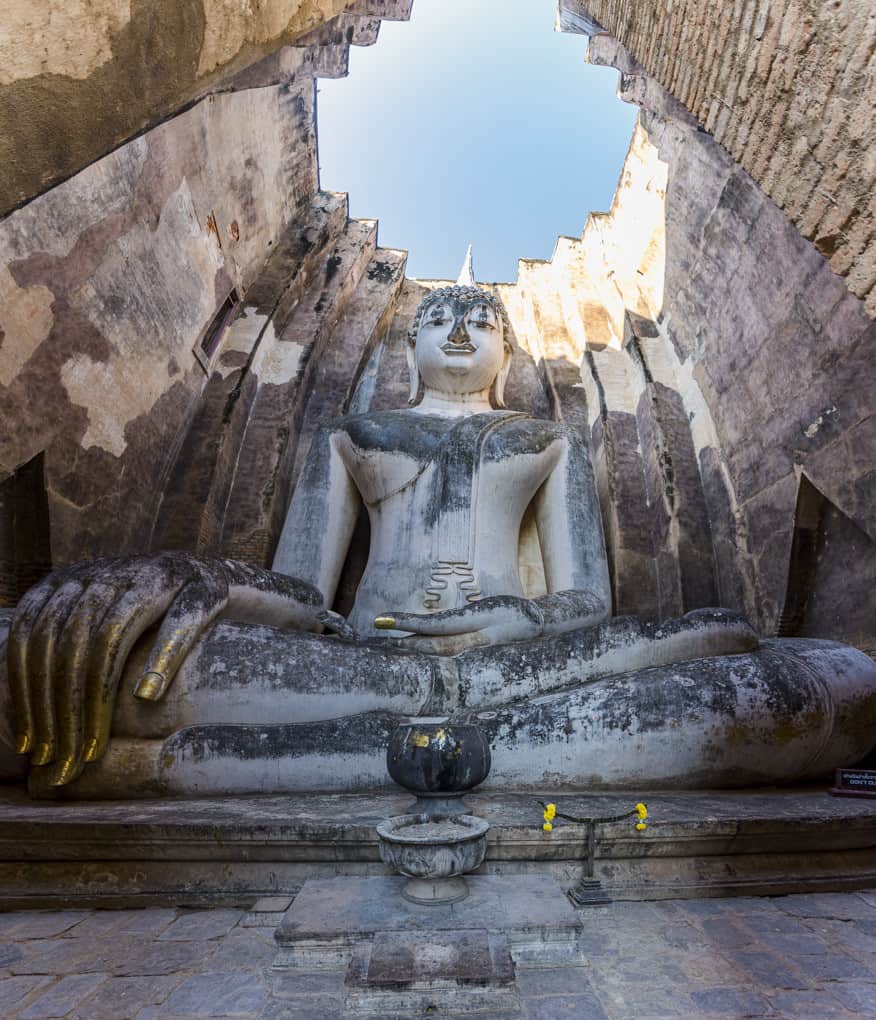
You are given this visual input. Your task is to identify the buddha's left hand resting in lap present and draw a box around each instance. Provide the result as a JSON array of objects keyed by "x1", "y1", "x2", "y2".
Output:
[{"x1": 3, "y1": 277, "x2": 875, "y2": 797}]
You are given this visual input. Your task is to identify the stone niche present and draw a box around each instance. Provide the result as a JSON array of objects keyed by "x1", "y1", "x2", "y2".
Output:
[{"x1": 0, "y1": 1, "x2": 873, "y2": 658}]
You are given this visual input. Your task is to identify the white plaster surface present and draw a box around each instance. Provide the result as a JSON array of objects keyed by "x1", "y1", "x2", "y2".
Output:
[{"x1": 0, "y1": 0, "x2": 131, "y2": 85}]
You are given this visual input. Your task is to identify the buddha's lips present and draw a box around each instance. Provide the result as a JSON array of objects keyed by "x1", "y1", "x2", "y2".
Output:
[{"x1": 441, "y1": 342, "x2": 476, "y2": 354}]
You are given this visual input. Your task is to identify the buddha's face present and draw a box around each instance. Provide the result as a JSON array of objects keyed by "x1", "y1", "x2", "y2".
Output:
[{"x1": 415, "y1": 296, "x2": 506, "y2": 395}]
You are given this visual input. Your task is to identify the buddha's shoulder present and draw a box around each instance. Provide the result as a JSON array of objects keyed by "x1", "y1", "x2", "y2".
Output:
[
  {"x1": 327, "y1": 409, "x2": 573, "y2": 455},
  {"x1": 326, "y1": 409, "x2": 449, "y2": 456},
  {"x1": 483, "y1": 413, "x2": 573, "y2": 457}
]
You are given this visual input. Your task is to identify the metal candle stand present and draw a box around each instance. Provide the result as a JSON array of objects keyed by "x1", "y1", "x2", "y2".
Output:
[{"x1": 539, "y1": 801, "x2": 642, "y2": 907}]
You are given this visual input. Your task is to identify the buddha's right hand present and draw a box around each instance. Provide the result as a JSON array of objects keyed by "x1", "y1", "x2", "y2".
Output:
[{"x1": 7, "y1": 552, "x2": 324, "y2": 787}]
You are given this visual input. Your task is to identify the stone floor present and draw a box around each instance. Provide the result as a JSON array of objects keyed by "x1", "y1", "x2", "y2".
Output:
[{"x1": 2, "y1": 889, "x2": 876, "y2": 1019}]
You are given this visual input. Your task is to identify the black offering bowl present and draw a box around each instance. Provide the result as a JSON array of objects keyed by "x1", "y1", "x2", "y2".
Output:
[{"x1": 386, "y1": 717, "x2": 492, "y2": 818}]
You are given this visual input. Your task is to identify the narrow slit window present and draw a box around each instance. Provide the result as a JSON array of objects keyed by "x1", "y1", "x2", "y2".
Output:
[{"x1": 196, "y1": 288, "x2": 239, "y2": 369}]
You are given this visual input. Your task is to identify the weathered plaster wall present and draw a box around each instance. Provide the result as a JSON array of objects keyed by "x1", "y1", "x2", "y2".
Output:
[
  {"x1": 0, "y1": 4, "x2": 421, "y2": 612},
  {"x1": 0, "y1": 80, "x2": 317, "y2": 573},
  {"x1": 0, "y1": 0, "x2": 412, "y2": 216},
  {"x1": 0, "y1": 3, "x2": 412, "y2": 603},
  {"x1": 483, "y1": 93, "x2": 874, "y2": 648},
  {"x1": 559, "y1": 0, "x2": 876, "y2": 316}
]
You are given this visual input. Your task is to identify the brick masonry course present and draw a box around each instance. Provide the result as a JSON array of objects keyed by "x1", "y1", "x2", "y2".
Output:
[{"x1": 566, "y1": 0, "x2": 876, "y2": 316}]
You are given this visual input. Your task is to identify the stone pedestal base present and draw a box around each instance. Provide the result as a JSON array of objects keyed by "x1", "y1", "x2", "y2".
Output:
[
  {"x1": 407, "y1": 794, "x2": 471, "y2": 817},
  {"x1": 273, "y1": 875, "x2": 584, "y2": 972},
  {"x1": 402, "y1": 874, "x2": 469, "y2": 905}
]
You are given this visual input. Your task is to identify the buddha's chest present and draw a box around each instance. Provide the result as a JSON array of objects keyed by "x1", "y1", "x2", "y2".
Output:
[{"x1": 335, "y1": 413, "x2": 558, "y2": 510}]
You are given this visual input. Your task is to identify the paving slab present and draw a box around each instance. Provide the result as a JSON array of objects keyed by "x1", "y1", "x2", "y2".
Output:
[
  {"x1": 0, "y1": 913, "x2": 89, "y2": 940},
  {"x1": 0, "y1": 975, "x2": 52, "y2": 1012},
  {"x1": 2, "y1": 887, "x2": 876, "y2": 1018},
  {"x1": 525, "y1": 995, "x2": 609, "y2": 1020},
  {"x1": 157, "y1": 908, "x2": 243, "y2": 941},
  {"x1": 19, "y1": 972, "x2": 106, "y2": 1019},
  {"x1": 690, "y1": 986, "x2": 774, "y2": 1015},
  {"x1": 827, "y1": 980, "x2": 876, "y2": 1014},
  {"x1": 765, "y1": 988, "x2": 859, "y2": 1017},
  {"x1": 162, "y1": 971, "x2": 269, "y2": 1015},
  {"x1": 71, "y1": 974, "x2": 181, "y2": 1019}
]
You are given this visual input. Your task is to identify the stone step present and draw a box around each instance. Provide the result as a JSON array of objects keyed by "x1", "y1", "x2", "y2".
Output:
[
  {"x1": 344, "y1": 930, "x2": 520, "y2": 1017},
  {"x1": 150, "y1": 191, "x2": 350, "y2": 555},
  {"x1": 288, "y1": 246, "x2": 408, "y2": 492},
  {"x1": 0, "y1": 788, "x2": 874, "y2": 908},
  {"x1": 219, "y1": 216, "x2": 379, "y2": 564},
  {"x1": 348, "y1": 0, "x2": 414, "y2": 21}
]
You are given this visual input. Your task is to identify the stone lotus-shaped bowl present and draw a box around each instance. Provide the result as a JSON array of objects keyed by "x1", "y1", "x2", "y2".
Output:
[{"x1": 376, "y1": 813, "x2": 489, "y2": 880}]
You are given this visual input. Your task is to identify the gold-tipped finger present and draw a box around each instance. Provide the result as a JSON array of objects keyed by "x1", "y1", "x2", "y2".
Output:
[
  {"x1": 374, "y1": 616, "x2": 397, "y2": 630},
  {"x1": 49, "y1": 757, "x2": 79, "y2": 787},
  {"x1": 134, "y1": 672, "x2": 166, "y2": 701},
  {"x1": 83, "y1": 737, "x2": 101, "y2": 763},
  {"x1": 31, "y1": 742, "x2": 53, "y2": 767},
  {"x1": 15, "y1": 733, "x2": 31, "y2": 754}
]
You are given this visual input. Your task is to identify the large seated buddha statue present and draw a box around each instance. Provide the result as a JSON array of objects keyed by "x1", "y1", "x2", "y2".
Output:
[{"x1": 2, "y1": 264, "x2": 875, "y2": 798}]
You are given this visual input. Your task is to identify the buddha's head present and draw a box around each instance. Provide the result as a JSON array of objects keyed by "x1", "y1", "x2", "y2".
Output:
[{"x1": 406, "y1": 284, "x2": 513, "y2": 407}]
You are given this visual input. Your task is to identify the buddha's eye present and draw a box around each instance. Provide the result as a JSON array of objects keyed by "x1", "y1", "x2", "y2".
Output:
[{"x1": 472, "y1": 320, "x2": 493, "y2": 329}]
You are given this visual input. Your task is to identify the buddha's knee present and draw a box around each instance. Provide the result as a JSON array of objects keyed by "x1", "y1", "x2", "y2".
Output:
[
  {"x1": 111, "y1": 619, "x2": 436, "y2": 739},
  {"x1": 477, "y1": 638, "x2": 876, "y2": 789}
]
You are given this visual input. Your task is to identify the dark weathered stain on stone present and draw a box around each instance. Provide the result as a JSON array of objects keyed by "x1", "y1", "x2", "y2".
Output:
[
  {"x1": 367, "y1": 260, "x2": 400, "y2": 284},
  {"x1": 0, "y1": 0, "x2": 207, "y2": 216},
  {"x1": 165, "y1": 711, "x2": 399, "y2": 763},
  {"x1": 324, "y1": 253, "x2": 343, "y2": 283}
]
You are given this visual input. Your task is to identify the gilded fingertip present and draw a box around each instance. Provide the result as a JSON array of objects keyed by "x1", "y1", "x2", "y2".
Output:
[
  {"x1": 374, "y1": 616, "x2": 397, "y2": 630},
  {"x1": 31, "y1": 742, "x2": 52, "y2": 767},
  {"x1": 83, "y1": 738, "x2": 101, "y2": 763},
  {"x1": 15, "y1": 733, "x2": 31, "y2": 755},
  {"x1": 50, "y1": 757, "x2": 78, "y2": 787},
  {"x1": 134, "y1": 672, "x2": 165, "y2": 701}
]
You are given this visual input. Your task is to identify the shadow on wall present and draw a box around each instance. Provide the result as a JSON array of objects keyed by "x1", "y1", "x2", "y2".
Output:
[{"x1": 0, "y1": 453, "x2": 51, "y2": 608}]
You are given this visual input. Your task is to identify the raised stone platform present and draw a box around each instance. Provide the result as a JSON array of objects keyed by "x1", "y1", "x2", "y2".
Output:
[
  {"x1": 274, "y1": 875, "x2": 581, "y2": 1015},
  {"x1": 0, "y1": 785, "x2": 874, "y2": 908},
  {"x1": 274, "y1": 875, "x2": 581, "y2": 969}
]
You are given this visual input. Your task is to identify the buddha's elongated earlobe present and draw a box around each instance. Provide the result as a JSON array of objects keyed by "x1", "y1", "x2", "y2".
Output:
[
  {"x1": 493, "y1": 343, "x2": 512, "y2": 408},
  {"x1": 406, "y1": 339, "x2": 420, "y2": 405}
]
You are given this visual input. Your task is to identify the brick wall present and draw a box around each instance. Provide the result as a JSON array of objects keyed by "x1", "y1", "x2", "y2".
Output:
[{"x1": 565, "y1": 0, "x2": 876, "y2": 317}]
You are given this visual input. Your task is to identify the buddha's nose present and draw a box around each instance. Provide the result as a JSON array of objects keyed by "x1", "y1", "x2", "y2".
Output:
[{"x1": 447, "y1": 318, "x2": 470, "y2": 345}]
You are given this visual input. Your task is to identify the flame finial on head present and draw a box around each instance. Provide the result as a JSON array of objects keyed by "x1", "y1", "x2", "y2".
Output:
[{"x1": 456, "y1": 244, "x2": 475, "y2": 287}]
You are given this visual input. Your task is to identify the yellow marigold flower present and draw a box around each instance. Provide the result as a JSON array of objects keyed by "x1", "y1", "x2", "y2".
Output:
[
  {"x1": 636, "y1": 821, "x2": 647, "y2": 831},
  {"x1": 635, "y1": 802, "x2": 648, "y2": 820},
  {"x1": 543, "y1": 822, "x2": 553, "y2": 832},
  {"x1": 543, "y1": 803, "x2": 556, "y2": 822}
]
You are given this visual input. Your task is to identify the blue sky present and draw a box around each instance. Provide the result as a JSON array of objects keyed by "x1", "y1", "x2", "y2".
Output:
[{"x1": 317, "y1": 0, "x2": 638, "y2": 283}]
